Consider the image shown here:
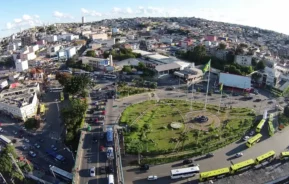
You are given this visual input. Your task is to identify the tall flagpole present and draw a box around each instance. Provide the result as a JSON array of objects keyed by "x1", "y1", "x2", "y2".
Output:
[
  {"x1": 204, "y1": 65, "x2": 211, "y2": 110},
  {"x1": 218, "y1": 85, "x2": 223, "y2": 113}
]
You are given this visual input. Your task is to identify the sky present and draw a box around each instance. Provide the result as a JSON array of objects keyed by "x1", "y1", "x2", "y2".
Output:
[{"x1": 0, "y1": 0, "x2": 288, "y2": 38}]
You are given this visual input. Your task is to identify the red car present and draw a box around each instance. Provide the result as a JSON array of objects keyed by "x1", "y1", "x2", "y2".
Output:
[
  {"x1": 102, "y1": 111, "x2": 106, "y2": 115},
  {"x1": 99, "y1": 145, "x2": 105, "y2": 152}
]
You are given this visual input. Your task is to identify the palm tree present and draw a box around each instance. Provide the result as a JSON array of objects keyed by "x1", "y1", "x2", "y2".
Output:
[{"x1": 179, "y1": 132, "x2": 189, "y2": 150}]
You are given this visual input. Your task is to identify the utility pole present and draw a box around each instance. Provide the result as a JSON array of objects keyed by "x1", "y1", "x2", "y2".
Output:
[{"x1": 8, "y1": 153, "x2": 25, "y2": 178}]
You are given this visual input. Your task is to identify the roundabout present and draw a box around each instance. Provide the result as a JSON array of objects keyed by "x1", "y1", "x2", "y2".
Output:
[{"x1": 120, "y1": 99, "x2": 255, "y2": 163}]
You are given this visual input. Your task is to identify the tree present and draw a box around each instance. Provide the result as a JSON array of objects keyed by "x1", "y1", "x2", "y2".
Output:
[
  {"x1": 255, "y1": 60, "x2": 265, "y2": 70},
  {"x1": 138, "y1": 62, "x2": 146, "y2": 70},
  {"x1": 251, "y1": 72, "x2": 262, "y2": 81},
  {"x1": 56, "y1": 72, "x2": 73, "y2": 86},
  {"x1": 86, "y1": 50, "x2": 96, "y2": 57},
  {"x1": 122, "y1": 65, "x2": 132, "y2": 73},
  {"x1": 192, "y1": 45, "x2": 207, "y2": 63},
  {"x1": 219, "y1": 43, "x2": 227, "y2": 50},
  {"x1": 66, "y1": 57, "x2": 76, "y2": 67},
  {"x1": 64, "y1": 75, "x2": 91, "y2": 95},
  {"x1": 283, "y1": 86, "x2": 289, "y2": 98},
  {"x1": 251, "y1": 58, "x2": 257, "y2": 66}
]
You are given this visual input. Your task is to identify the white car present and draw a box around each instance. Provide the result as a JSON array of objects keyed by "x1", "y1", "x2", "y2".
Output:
[
  {"x1": 12, "y1": 131, "x2": 17, "y2": 135},
  {"x1": 90, "y1": 167, "x2": 96, "y2": 177},
  {"x1": 147, "y1": 175, "x2": 158, "y2": 181},
  {"x1": 235, "y1": 152, "x2": 243, "y2": 158},
  {"x1": 22, "y1": 145, "x2": 28, "y2": 150},
  {"x1": 243, "y1": 136, "x2": 250, "y2": 141},
  {"x1": 0, "y1": 128, "x2": 4, "y2": 132}
]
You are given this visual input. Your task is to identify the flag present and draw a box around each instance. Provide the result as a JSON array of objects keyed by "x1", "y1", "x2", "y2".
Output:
[
  {"x1": 220, "y1": 83, "x2": 223, "y2": 91},
  {"x1": 202, "y1": 59, "x2": 211, "y2": 73}
]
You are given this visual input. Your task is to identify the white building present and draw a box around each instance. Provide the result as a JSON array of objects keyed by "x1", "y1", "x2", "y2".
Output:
[
  {"x1": 263, "y1": 66, "x2": 281, "y2": 86},
  {"x1": 0, "y1": 83, "x2": 40, "y2": 121},
  {"x1": 46, "y1": 35, "x2": 58, "y2": 43},
  {"x1": 65, "y1": 47, "x2": 76, "y2": 58},
  {"x1": 15, "y1": 59, "x2": 28, "y2": 72},
  {"x1": 234, "y1": 55, "x2": 252, "y2": 66},
  {"x1": 0, "y1": 80, "x2": 8, "y2": 89},
  {"x1": 47, "y1": 45, "x2": 61, "y2": 56}
]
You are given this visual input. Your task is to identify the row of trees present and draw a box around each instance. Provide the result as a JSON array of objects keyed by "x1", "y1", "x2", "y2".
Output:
[{"x1": 62, "y1": 99, "x2": 88, "y2": 142}]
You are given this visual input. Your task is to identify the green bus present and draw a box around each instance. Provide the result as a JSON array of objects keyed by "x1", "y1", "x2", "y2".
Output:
[
  {"x1": 230, "y1": 159, "x2": 255, "y2": 174},
  {"x1": 199, "y1": 167, "x2": 230, "y2": 181},
  {"x1": 87, "y1": 126, "x2": 91, "y2": 132},
  {"x1": 255, "y1": 150, "x2": 275, "y2": 164},
  {"x1": 256, "y1": 119, "x2": 266, "y2": 133},
  {"x1": 280, "y1": 152, "x2": 289, "y2": 160},
  {"x1": 246, "y1": 133, "x2": 262, "y2": 147},
  {"x1": 268, "y1": 120, "x2": 275, "y2": 136}
]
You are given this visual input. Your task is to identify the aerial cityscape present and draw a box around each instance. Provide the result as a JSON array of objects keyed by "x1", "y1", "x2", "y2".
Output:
[{"x1": 1, "y1": 0, "x2": 289, "y2": 184}]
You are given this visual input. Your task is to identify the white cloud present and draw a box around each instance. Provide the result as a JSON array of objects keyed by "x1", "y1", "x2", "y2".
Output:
[
  {"x1": 126, "y1": 8, "x2": 133, "y2": 14},
  {"x1": 53, "y1": 11, "x2": 74, "y2": 19},
  {"x1": 4, "y1": 14, "x2": 42, "y2": 30},
  {"x1": 81, "y1": 8, "x2": 102, "y2": 17}
]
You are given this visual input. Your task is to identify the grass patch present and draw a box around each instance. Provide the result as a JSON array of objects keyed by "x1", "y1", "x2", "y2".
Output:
[
  {"x1": 121, "y1": 99, "x2": 255, "y2": 162},
  {"x1": 117, "y1": 86, "x2": 152, "y2": 98}
]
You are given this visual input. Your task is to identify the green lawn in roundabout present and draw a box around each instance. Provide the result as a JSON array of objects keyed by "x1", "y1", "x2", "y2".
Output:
[{"x1": 120, "y1": 99, "x2": 256, "y2": 164}]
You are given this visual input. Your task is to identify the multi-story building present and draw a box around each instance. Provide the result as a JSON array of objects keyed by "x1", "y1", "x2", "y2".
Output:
[
  {"x1": 46, "y1": 35, "x2": 58, "y2": 43},
  {"x1": 21, "y1": 34, "x2": 36, "y2": 46},
  {"x1": 0, "y1": 83, "x2": 40, "y2": 121},
  {"x1": 15, "y1": 59, "x2": 28, "y2": 72},
  {"x1": 65, "y1": 47, "x2": 76, "y2": 58},
  {"x1": 205, "y1": 35, "x2": 217, "y2": 42},
  {"x1": 234, "y1": 55, "x2": 252, "y2": 66},
  {"x1": 90, "y1": 33, "x2": 108, "y2": 40}
]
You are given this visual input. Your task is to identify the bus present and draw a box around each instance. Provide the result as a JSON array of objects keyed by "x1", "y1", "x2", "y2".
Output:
[
  {"x1": 268, "y1": 120, "x2": 275, "y2": 136},
  {"x1": 246, "y1": 133, "x2": 262, "y2": 147},
  {"x1": 230, "y1": 159, "x2": 255, "y2": 174},
  {"x1": 255, "y1": 150, "x2": 275, "y2": 164},
  {"x1": 49, "y1": 165, "x2": 73, "y2": 181},
  {"x1": 46, "y1": 149, "x2": 66, "y2": 163},
  {"x1": 199, "y1": 167, "x2": 230, "y2": 181},
  {"x1": 256, "y1": 119, "x2": 266, "y2": 133},
  {"x1": 108, "y1": 174, "x2": 114, "y2": 184},
  {"x1": 170, "y1": 166, "x2": 200, "y2": 179},
  {"x1": 106, "y1": 127, "x2": 113, "y2": 146},
  {"x1": 280, "y1": 152, "x2": 289, "y2": 160},
  {"x1": 0, "y1": 135, "x2": 12, "y2": 145},
  {"x1": 104, "y1": 74, "x2": 117, "y2": 79},
  {"x1": 49, "y1": 87, "x2": 63, "y2": 92}
]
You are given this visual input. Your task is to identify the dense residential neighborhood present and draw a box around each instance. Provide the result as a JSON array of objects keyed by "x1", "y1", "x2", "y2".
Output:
[{"x1": 1, "y1": 15, "x2": 289, "y2": 184}]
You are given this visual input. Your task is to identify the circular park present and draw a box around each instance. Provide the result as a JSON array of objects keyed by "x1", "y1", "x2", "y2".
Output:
[{"x1": 119, "y1": 99, "x2": 256, "y2": 164}]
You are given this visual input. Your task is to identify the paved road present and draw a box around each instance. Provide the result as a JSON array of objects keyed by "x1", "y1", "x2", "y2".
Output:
[
  {"x1": 78, "y1": 91, "x2": 117, "y2": 184},
  {"x1": 105, "y1": 89, "x2": 286, "y2": 184}
]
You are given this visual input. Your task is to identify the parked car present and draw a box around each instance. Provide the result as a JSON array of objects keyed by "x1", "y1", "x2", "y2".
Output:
[
  {"x1": 139, "y1": 164, "x2": 149, "y2": 170},
  {"x1": 254, "y1": 99, "x2": 262, "y2": 102},
  {"x1": 90, "y1": 167, "x2": 96, "y2": 177},
  {"x1": 206, "y1": 153, "x2": 214, "y2": 158},
  {"x1": 92, "y1": 136, "x2": 98, "y2": 143},
  {"x1": 166, "y1": 86, "x2": 175, "y2": 91},
  {"x1": 235, "y1": 152, "x2": 243, "y2": 158},
  {"x1": 249, "y1": 130, "x2": 255, "y2": 136},
  {"x1": 99, "y1": 145, "x2": 105, "y2": 151},
  {"x1": 24, "y1": 138, "x2": 30, "y2": 143},
  {"x1": 34, "y1": 143, "x2": 40, "y2": 149},
  {"x1": 0, "y1": 128, "x2": 4, "y2": 132},
  {"x1": 51, "y1": 145, "x2": 57, "y2": 151},
  {"x1": 243, "y1": 136, "x2": 250, "y2": 141},
  {"x1": 22, "y1": 145, "x2": 28, "y2": 150},
  {"x1": 100, "y1": 166, "x2": 106, "y2": 174},
  {"x1": 100, "y1": 133, "x2": 104, "y2": 139},
  {"x1": 147, "y1": 175, "x2": 158, "y2": 181},
  {"x1": 29, "y1": 151, "x2": 36, "y2": 157},
  {"x1": 183, "y1": 159, "x2": 193, "y2": 165}
]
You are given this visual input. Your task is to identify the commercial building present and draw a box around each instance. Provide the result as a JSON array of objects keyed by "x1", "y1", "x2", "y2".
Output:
[
  {"x1": 174, "y1": 64, "x2": 203, "y2": 83},
  {"x1": 0, "y1": 83, "x2": 40, "y2": 121},
  {"x1": 82, "y1": 56, "x2": 112, "y2": 69},
  {"x1": 219, "y1": 73, "x2": 251, "y2": 89}
]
